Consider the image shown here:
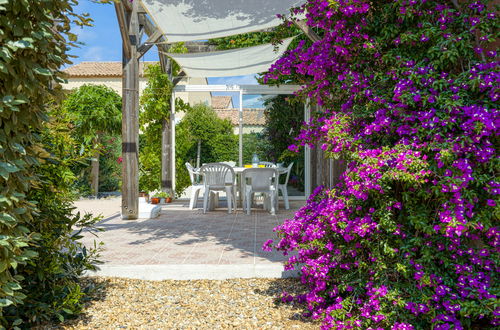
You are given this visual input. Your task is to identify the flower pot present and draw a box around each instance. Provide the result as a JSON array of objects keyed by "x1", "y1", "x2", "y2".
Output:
[
  {"x1": 165, "y1": 197, "x2": 172, "y2": 203},
  {"x1": 151, "y1": 197, "x2": 160, "y2": 204}
]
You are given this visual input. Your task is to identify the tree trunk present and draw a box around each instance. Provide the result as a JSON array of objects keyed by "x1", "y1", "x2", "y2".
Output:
[
  {"x1": 196, "y1": 140, "x2": 201, "y2": 168},
  {"x1": 90, "y1": 138, "x2": 100, "y2": 198}
]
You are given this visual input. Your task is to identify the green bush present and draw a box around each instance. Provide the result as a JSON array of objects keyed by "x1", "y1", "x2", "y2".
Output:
[
  {"x1": 262, "y1": 95, "x2": 305, "y2": 190},
  {"x1": 139, "y1": 64, "x2": 174, "y2": 193},
  {"x1": 0, "y1": 0, "x2": 100, "y2": 327},
  {"x1": 241, "y1": 132, "x2": 268, "y2": 164},
  {"x1": 62, "y1": 84, "x2": 122, "y2": 196},
  {"x1": 6, "y1": 104, "x2": 102, "y2": 323},
  {"x1": 98, "y1": 134, "x2": 121, "y2": 192},
  {"x1": 175, "y1": 103, "x2": 238, "y2": 194}
]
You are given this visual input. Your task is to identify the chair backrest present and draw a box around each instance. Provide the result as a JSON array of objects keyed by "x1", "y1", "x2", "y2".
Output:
[
  {"x1": 281, "y1": 162, "x2": 294, "y2": 186},
  {"x1": 200, "y1": 163, "x2": 235, "y2": 187},
  {"x1": 185, "y1": 162, "x2": 198, "y2": 185},
  {"x1": 242, "y1": 168, "x2": 278, "y2": 192},
  {"x1": 221, "y1": 161, "x2": 236, "y2": 167},
  {"x1": 259, "y1": 161, "x2": 276, "y2": 168}
]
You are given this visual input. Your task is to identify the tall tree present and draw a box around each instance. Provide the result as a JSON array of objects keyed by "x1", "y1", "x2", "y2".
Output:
[{"x1": 63, "y1": 84, "x2": 122, "y2": 197}]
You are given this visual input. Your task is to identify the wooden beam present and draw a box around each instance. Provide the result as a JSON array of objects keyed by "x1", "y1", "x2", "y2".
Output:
[
  {"x1": 137, "y1": 29, "x2": 162, "y2": 58},
  {"x1": 122, "y1": 0, "x2": 132, "y2": 12},
  {"x1": 121, "y1": 0, "x2": 140, "y2": 220},
  {"x1": 114, "y1": 1, "x2": 131, "y2": 58},
  {"x1": 294, "y1": 20, "x2": 321, "y2": 43}
]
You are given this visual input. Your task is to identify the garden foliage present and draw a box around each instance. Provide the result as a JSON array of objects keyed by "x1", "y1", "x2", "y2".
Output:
[
  {"x1": 62, "y1": 84, "x2": 122, "y2": 195},
  {"x1": 264, "y1": 0, "x2": 499, "y2": 329},
  {"x1": 139, "y1": 63, "x2": 192, "y2": 193},
  {"x1": 0, "y1": 0, "x2": 100, "y2": 326},
  {"x1": 262, "y1": 95, "x2": 306, "y2": 190},
  {"x1": 139, "y1": 63, "x2": 173, "y2": 192},
  {"x1": 175, "y1": 103, "x2": 238, "y2": 194}
]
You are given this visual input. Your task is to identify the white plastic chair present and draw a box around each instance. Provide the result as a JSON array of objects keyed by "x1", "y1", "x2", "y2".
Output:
[
  {"x1": 258, "y1": 161, "x2": 276, "y2": 168},
  {"x1": 221, "y1": 161, "x2": 236, "y2": 167},
  {"x1": 200, "y1": 163, "x2": 236, "y2": 214},
  {"x1": 278, "y1": 163, "x2": 294, "y2": 210},
  {"x1": 242, "y1": 168, "x2": 278, "y2": 215},
  {"x1": 185, "y1": 162, "x2": 203, "y2": 209}
]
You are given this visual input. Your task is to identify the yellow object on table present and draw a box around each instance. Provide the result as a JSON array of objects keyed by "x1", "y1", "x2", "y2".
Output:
[{"x1": 244, "y1": 164, "x2": 266, "y2": 168}]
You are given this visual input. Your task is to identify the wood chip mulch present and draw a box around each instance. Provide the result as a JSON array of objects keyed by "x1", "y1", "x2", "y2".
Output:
[{"x1": 50, "y1": 277, "x2": 320, "y2": 329}]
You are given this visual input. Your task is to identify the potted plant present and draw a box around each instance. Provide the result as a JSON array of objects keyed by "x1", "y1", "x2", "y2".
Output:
[
  {"x1": 149, "y1": 190, "x2": 161, "y2": 204},
  {"x1": 154, "y1": 191, "x2": 172, "y2": 204}
]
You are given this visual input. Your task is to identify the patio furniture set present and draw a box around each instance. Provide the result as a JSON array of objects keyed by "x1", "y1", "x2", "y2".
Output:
[{"x1": 186, "y1": 162, "x2": 294, "y2": 215}]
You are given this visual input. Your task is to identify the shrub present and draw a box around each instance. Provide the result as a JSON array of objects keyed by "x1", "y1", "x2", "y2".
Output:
[
  {"x1": 0, "y1": 0, "x2": 100, "y2": 327},
  {"x1": 175, "y1": 103, "x2": 238, "y2": 194},
  {"x1": 264, "y1": 1, "x2": 499, "y2": 329},
  {"x1": 62, "y1": 84, "x2": 122, "y2": 196}
]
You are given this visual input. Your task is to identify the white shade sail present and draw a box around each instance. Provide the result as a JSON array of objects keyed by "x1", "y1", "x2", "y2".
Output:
[
  {"x1": 166, "y1": 38, "x2": 294, "y2": 77},
  {"x1": 140, "y1": 0, "x2": 304, "y2": 43}
]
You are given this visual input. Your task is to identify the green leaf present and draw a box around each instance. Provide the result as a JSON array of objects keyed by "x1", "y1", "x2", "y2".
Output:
[
  {"x1": 33, "y1": 67, "x2": 52, "y2": 76},
  {"x1": 0, "y1": 259, "x2": 8, "y2": 272},
  {"x1": 0, "y1": 161, "x2": 19, "y2": 173},
  {"x1": 0, "y1": 298, "x2": 13, "y2": 307},
  {"x1": 0, "y1": 212, "x2": 16, "y2": 227},
  {"x1": 11, "y1": 143, "x2": 26, "y2": 155},
  {"x1": 8, "y1": 40, "x2": 31, "y2": 49},
  {"x1": 2, "y1": 95, "x2": 13, "y2": 103}
]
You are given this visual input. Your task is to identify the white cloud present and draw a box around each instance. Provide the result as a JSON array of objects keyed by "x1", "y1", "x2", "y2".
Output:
[
  {"x1": 74, "y1": 26, "x2": 98, "y2": 43},
  {"x1": 83, "y1": 46, "x2": 105, "y2": 61}
]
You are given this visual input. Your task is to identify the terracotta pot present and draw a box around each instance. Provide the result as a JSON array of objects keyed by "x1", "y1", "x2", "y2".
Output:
[
  {"x1": 151, "y1": 197, "x2": 160, "y2": 204},
  {"x1": 165, "y1": 197, "x2": 172, "y2": 203}
]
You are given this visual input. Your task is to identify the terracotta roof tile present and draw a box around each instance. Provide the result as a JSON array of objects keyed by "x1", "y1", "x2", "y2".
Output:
[
  {"x1": 63, "y1": 61, "x2": 158, "y2": 78},
  {"x1": 211, "y1": 96, "x2": 232, "y2": 109},
  {"x1": 214, "y1": 108, "x2": 266, "y2": 126}
]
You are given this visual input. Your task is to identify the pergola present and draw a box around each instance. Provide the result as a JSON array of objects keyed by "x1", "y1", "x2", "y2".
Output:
[{"x1": 114, "y1": 0, "x2": 321, "y2": 220}]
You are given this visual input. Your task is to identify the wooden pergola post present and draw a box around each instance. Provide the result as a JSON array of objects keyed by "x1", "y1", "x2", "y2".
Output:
[{"x1": 116, "y1": 0, "x2": 140, "y2": 219}]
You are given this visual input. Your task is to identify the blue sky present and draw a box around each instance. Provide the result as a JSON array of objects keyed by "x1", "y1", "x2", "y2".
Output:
[{"x1": 70, "y1": 1, "x2": 261, "y2": 107}]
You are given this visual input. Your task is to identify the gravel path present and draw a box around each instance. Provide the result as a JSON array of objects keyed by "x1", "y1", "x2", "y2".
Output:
[{"x1": 54, "y1": 277, "x2": 319, "y2": 329}]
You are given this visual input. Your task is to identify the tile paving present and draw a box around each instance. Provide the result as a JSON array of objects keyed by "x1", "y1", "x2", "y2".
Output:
[{"x1": 76, "y1": 197, "x2": 303, "y2": 277}]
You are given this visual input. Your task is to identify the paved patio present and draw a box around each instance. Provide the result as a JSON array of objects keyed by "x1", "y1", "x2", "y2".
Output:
[{"x1": 75, "y1": 197, "x2": 303, "y2": 280}]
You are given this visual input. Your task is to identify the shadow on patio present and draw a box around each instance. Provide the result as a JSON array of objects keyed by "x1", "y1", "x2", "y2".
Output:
[{"x1": 78, "y1": 198, "x2": 303, "y2": 268}]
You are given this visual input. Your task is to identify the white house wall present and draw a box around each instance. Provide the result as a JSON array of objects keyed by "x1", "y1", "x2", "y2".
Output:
[
  {"x1": 62, "y1": 77, "x2": 148, "y2": 95},
  {"x1": 61, "y1": 76, "x2": 211, "y2": 108}
]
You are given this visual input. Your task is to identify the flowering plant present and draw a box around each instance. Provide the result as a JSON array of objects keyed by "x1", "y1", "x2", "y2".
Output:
[{"x1": 264, "y1": 0, "x2": 499, "y2": 329}]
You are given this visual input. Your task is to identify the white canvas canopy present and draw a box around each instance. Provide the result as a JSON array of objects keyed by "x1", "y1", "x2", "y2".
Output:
[
  {"x1": 140, "y1": 0, "x2": 305, "y2": 43},
  {"x1": 165, "y1": 37, "x2": 294, "y2": 77}
]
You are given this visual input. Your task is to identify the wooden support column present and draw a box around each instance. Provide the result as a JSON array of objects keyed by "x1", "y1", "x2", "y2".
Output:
[
  {"x1": 117, "y1": 0, "x2": 139, "y2": 220},
  {"x1": 161, "y1": 118, "x2": 172, "y2": 194},
  {"x1": 159, "y1": 54, "x2": 173, "y2": 195}
]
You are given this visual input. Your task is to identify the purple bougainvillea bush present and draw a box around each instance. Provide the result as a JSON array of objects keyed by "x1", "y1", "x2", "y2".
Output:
[{"x1": 263, "y1": 1, "x2": 499, "y2": 329}]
